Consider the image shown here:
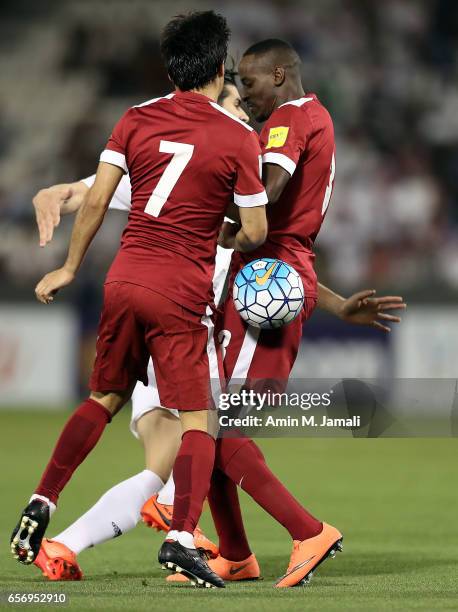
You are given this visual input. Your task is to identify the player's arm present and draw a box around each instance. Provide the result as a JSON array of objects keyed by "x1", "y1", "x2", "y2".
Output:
[
  {"x1": 260, "y1": 105, "x2": 307, "y2": 203},
  {"x1": 317, "y1": 283, "x2": 407, "y2": 333},
  {"x1": 33, "y1": 182, "x2": 89, "y2": 247},
  {"x1": 224, "y1": 201, "x2": 241, "y2": 223},
  {"x1": 223, "y1": 163, "x2": 289, "y2": 209},
  {"x1": 219, "y1": 130, "x2": 268, "y2": 251},
  {"x1": 263, "y1": 163, "x2": 291, "y2": 204},
  {"x1": 35, "y1": 163, "x2": 124, "y2": 304},
  {"x1": 219, "y1": 206, "x2": 267, "y2": 252},
  {"x1": 33, "y1": 174, "x2": 132, "y2": 247}
]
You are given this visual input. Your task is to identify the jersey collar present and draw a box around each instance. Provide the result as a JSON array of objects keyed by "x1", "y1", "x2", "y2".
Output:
[{"x1": 173, "y1": 90, "x2": 216, "y2": 104}]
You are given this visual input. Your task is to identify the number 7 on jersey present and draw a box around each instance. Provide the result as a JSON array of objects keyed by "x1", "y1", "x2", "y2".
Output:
[{"x1": 144, "y1": 140, "x2": 194, "y2": 217}]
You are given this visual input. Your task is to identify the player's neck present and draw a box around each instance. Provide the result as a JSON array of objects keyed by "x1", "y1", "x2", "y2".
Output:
[
  {"x1": 182, "y1": 82, "x2": 221, "y2": 103},
  {"x1": 275, "y1": 82, "x2": 306, "y2": 109}
]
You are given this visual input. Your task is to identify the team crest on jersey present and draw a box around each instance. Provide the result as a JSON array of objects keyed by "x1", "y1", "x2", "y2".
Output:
[{"x1": 266, "y1": 126, "x2": 289, "y2": 149}]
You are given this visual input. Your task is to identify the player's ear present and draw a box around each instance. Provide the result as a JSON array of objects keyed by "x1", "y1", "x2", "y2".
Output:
[
  {"x1": 218, "y1": 62, "x2": 225, "y2": 78},
  {"x1": 273, "y1": 66, "x2": 286, "y2": 87}
]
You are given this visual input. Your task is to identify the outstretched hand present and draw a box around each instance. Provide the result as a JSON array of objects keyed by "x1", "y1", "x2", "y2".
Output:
[
  {"x1": 35, "y1": 267, "x2": 75, "y2": 304},
  {"x1": 33, "y1": 187, "x2": 71, "y2": 247},
  {"x1": 339, "y1": 289, "x2": 406, "y2": 332}
]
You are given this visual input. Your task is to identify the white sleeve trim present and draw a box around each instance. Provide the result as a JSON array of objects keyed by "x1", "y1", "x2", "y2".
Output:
[
  {"x1": 100, "y1": 149, "x2": 127, "y2": 173},
  {"x1": 80, "y1": 174, "x2": 95, "y2": 188},
  {"x1": 279, "y1": 96, "x2": 314, "y2": 108},
  {"x1": 262, "y1": 152, "x2": 296, "y2": 176},
  {"x1": 108, "y1": 174, "x2": 132, "y2": 212},
  {"x1": 234, "y1": 190, "x2": 268, "y2": 208}
]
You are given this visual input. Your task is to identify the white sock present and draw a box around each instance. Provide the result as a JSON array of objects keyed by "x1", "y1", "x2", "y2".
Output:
[
  {"x1": 157, "y1": 474, "x2": 175, "y2": 505},
  {"x1": 54, "y1": 470, "x2": 163, "y2": 554},
  {"x1": 30, "y1": 494, "x2": 56, "y2": 516},
  {"x1": 167, "y1": 529, "x2": 195, "y2": 549}
]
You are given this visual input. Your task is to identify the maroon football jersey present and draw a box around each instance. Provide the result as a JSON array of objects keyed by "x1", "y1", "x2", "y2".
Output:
[
  {"x1": 235, "y1": 94, "x2": 335, "y2": 297},
  {"x1": 100, "y1": 91, "x2": 267, "y2": 313}
]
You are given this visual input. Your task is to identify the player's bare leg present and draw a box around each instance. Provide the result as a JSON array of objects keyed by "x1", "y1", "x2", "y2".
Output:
[
  {"x1": 11, "y1": 387, "x2": 136, "y2": 564},
  {"x1": 138, "y1": 407, "x2": 181, "y2": 483},
  {"x1": 158, "y1": 409, "x2": 224, "y2": 588},
  {"x1": 138, "y1": 409, "x2": 218, "y2": 558}
]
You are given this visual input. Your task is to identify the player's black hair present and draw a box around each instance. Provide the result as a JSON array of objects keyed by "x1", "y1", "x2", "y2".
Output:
[
  {"x1": 160, "y1": 11, "x2": 230, "y2": 91},
  {"x1": 243, "y1": 38, "x2": 295, "y2": 58},
  {"x1": 243, "y1": 39, "x2": 301, "y2": 74}
]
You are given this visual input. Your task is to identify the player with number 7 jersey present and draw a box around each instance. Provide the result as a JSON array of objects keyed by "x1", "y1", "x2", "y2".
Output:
[
  {"x1": 101, "y1": 91, "x2": 266, "y2": 318},
  {"x1": 11, "y1": 12, "x2": 267, "y2": 589},
  {"x1": 89, "y1": 89, "x2": 268, "y2": 401},
  {"x1": 90, "y1": 89, "x2": 267, "y2": 590}
]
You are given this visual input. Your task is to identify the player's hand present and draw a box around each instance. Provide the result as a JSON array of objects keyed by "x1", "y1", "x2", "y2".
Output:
[
  {"x1": 33, "y1": 186, "x2": 71, "y2": 247},
  {"x1": 338, "y1": 289, "x2": 406, "y2": 333},
  {"x1": 218, "y1": 221, "x2": 240, "y2": 249},
  {"x1": 35, "y1": 267, "x2": 75, "y2": 304}
]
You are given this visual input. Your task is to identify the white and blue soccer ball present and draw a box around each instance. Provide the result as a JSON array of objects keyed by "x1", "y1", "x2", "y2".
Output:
[{"x1": 233, "y1": 258, "x2": 304, "y2": 329}]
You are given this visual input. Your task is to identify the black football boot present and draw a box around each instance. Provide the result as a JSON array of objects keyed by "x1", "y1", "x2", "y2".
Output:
[
  {"x1": 10, "y1": 499, "x2": 50, "y2": 564},
  {"x1": 158, "y1": 540, "x2": 225, "y2": 588}
]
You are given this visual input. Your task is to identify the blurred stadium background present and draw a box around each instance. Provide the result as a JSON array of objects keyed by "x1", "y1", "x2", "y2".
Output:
[{"x1": 1, "y1": 0, "x2": 458, "y2": 407}]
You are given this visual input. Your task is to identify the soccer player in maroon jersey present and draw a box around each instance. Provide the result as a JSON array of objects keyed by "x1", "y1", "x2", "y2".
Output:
[
  {"x1": 203, "y1": 39, "x2": 405, "y2": 588},
  {"x1": 10, "y1": 28, "x2": 404, "y2": 579},
  {"x1": 10, "y1": 11, "x2": 268, "y2": 588},
  {"x1": 27, "y1": 64, "x2": 405, "y2": 583},
  {"x1": 222, "y1": 38, "x2": 339, "y2": 385}
]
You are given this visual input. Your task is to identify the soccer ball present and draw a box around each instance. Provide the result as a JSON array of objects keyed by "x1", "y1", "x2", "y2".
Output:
[{"x1": 233, "y1": 258, "x2": 304, "y2": 329}]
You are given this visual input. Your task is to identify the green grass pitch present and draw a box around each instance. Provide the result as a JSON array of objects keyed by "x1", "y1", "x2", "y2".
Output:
[{"x1": 1, "y1": 410, "x2": 457, "y2": 611}]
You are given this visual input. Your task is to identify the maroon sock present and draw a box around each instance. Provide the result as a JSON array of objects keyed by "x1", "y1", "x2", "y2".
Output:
[
  {"x1": 35, "y1": 399, "x2": 111, "y2": 504},
  {"x1": 208, "y1": 468, "x2": 252, "y2": 562},
  {"x1": 217, "y1": 438, "x2": 322, "y2": 541},
  {"x1": 170, "y1": 430, "x2": 216, "y2": 534}
]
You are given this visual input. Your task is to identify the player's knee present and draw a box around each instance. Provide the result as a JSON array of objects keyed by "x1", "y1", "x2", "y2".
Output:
[
  {"x1": 137, "y1": 408, "x2": 181, "y2": 440},
  {"x1": 89, "y1": 390, "x2": 131, "y2": 415},
  {"x1": 180, "y1": 409, "x2": 219, "y2": 439}
]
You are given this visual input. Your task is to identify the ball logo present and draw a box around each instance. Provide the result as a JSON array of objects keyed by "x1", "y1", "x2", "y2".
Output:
[
  {"x1": 255, "y1": 262, "x2": 278, "y2": 285},
  {"x1": 252, "y1": 260, "x2": 267, "y2": 271},
  {"x1": 233, "y1": 258, "x2": 304, "y2": 329}
]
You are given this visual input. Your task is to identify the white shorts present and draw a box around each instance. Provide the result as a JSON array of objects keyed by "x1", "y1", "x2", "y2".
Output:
[
  {"x1": 129, "y1": 244, "x2": 233, "y2": 439},
  {"x1": 130, "y1": 358, "x2": 179, "y2": 439}
]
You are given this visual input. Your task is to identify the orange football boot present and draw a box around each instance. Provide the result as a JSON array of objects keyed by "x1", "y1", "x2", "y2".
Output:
[
  {"x1": 33, "y1": 539, "x2": 82, "y2": 581},
  {"x1": 275, "y1": 522, "x2": 342, "y2": 588},
  {"x1": 141, "y1": 495, "x2": 218, "y2": 559},
  {"x1": 193, "y1": 525, "x2": 218, "y2": 559},
  {"x1": 141, "y1": 495, "x2": 173, "y2": 532},
  {"x1": 166, "y1": 573, "x2": 189, "y2": 583},
  {"x1": 166, "y1": 553, "x2": 260, "y2": 583}
]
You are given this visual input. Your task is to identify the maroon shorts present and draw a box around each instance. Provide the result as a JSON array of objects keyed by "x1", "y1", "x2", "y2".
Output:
[
  {"x1": 90, "y1": 282, "x2": 222, "y2": 411},
  {"x1": 221, "y1": 292, "x2": 317, "y2": 387}
]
